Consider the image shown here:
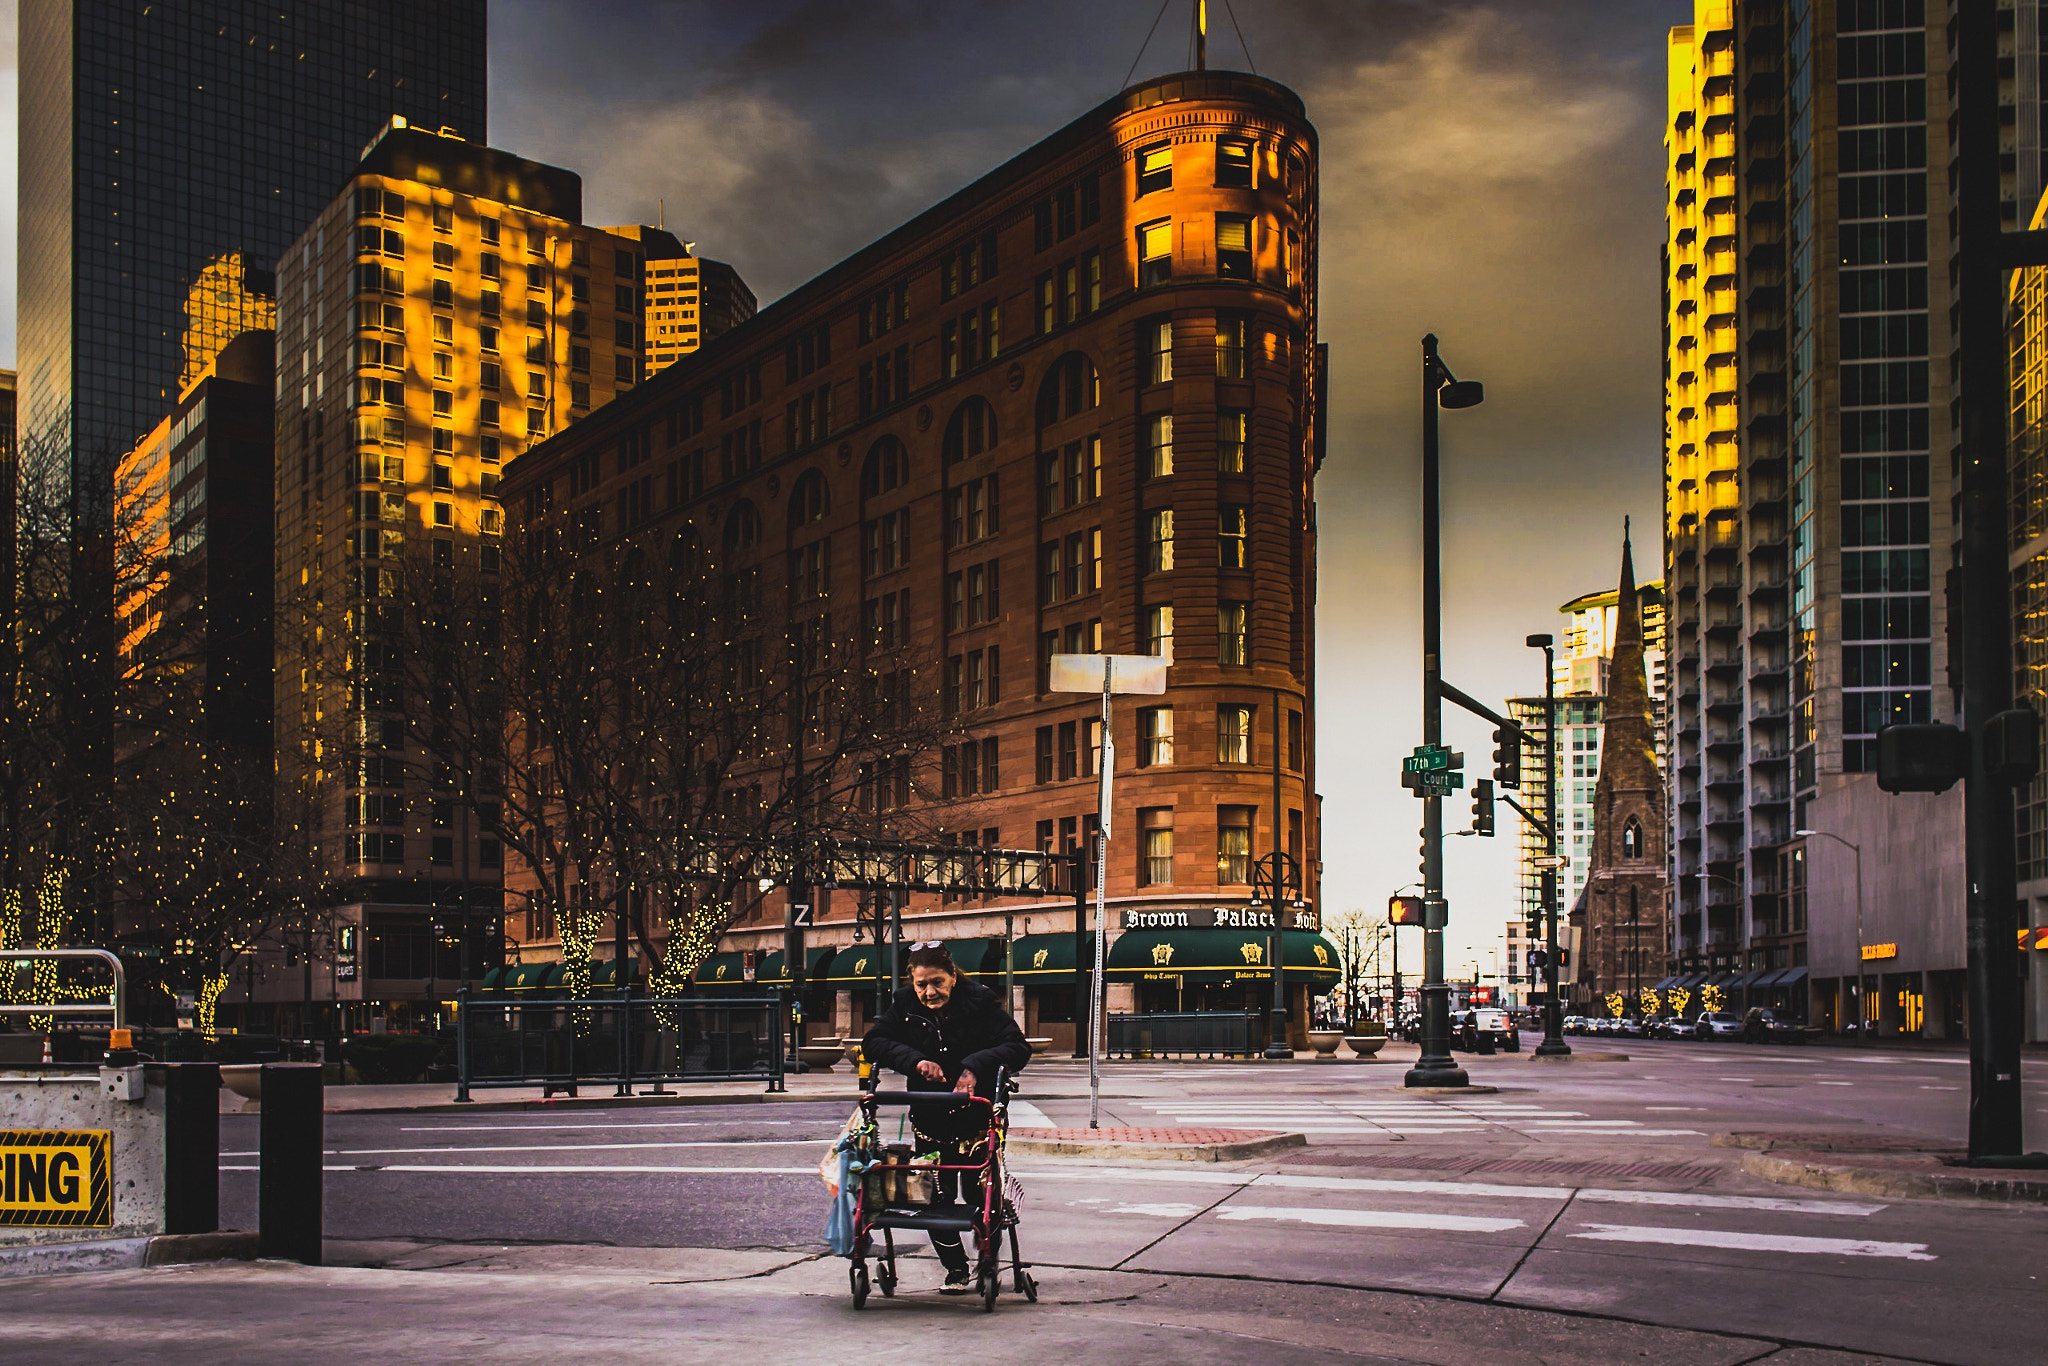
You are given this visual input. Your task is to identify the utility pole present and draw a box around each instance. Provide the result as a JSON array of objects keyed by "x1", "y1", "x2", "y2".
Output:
[
  {"x1": 1406, "y1": 335, "x2": 1482, "y2": 1089},
  {"x1": 1953, "y1": 0, "x2": 2028, "y2": 1163},
  {"x1": 1528, "y1": 634, "x2": 1569, "y2": 1056}
]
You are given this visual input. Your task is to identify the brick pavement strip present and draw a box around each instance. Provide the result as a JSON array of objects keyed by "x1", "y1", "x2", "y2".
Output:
[{"x1": 1713, "y1": 1130, "x2": 2048, "y2": 1204}]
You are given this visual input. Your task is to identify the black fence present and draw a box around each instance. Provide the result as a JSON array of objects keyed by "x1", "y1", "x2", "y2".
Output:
[
  {"x1": 455, "y1": 992, "x2": 784, "y2": 1099},
  {"x1": 1106, "y1": 1011, "x2": 1262, "y2": 1059}
]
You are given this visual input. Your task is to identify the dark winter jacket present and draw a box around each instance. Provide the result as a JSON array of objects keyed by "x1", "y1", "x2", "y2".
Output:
[{"x1": 860, "y1": 978, "x2": 1030, "y2": 1122}]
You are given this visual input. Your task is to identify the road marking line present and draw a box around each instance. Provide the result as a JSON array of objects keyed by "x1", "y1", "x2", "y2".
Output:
[
  {"x1": 1009, "y1": 1101, "x2": 1055, "y2": 1128},
  {"x1": 283, "y1": 1138, "x2": 835, "y2": 1157},
  {"x1": 1256, "y1": 1174, "x2": 1573, "y2": 1200},
  {"x1": 1102, "y1": 1202, "x2": 1204, "y2": 1217},
  {"x1": 1569, "y1": 1224, "x2": 1934, "y2": 1261},
  {"x1": 1577, "y1": 1189, "x2": 1883, "y2": 1216},
  {"x1": 1536, "y1": 1128, "x2": 1704, "y2": 1137},
  {"x1": 1523, "y1": 1120, "x2": 1643, "y2": 1128},
  {"x1": 310, "y1": 1164, "x2": 818, "y2": 1175},
  {"x1": 1215, "y1": 1205, "x2": 1526, "y2": 1234},
  {"x1": 396, "y1": 1122, "x2": 707, "y2": 1133},
  {"x1": 1817, "y1": 1081, "x2": 1855, "y2": 1087}
]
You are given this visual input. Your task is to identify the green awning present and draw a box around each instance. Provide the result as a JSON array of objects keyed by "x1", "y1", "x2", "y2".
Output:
[
  {"x1": 819, "y1": 944, "x2": 895, "y2": 983},
  {"x1": 591, "y1": 958, "x2": 642, "y2": 988},
  {"x1": 481, "y1": 967, "x2": 506, "y2": 991},
  {"x1": 756, "y1": 946, "x2": 837, "y2": 985},
  {"x1": 502, "y1": 962, "x2": 555, "y2": 991},
  {"x1": 944, "y1": 939, "x2": 1002, "y2": 977},
  {"x1": 542, "y1": 963, "x2": 569, "y2": 991},
  {"x1": 1107, "y1": 929, "x2": 1341, "y2": 986},
  {"x1": 693, "y1": 952, "x2": 750, "y2": 989},
  {"x1": 1008, "y1": 934, "x2": 1081, "y2": 979}
]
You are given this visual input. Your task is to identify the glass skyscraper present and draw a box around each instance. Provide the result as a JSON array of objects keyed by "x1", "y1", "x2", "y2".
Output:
[{"x1": 17, "y1": 0, "x2": 488, "y2": 512}]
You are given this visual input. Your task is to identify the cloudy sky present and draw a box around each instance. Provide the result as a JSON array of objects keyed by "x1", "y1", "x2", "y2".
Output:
[{"x1": 4, "y1": 0, "x2": 1689, "y2": 975}]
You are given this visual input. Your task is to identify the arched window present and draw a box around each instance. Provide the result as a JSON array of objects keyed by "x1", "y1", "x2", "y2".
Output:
[
  {"x1": 723, "y1": 500, "x2": 759, "y2": 555},
  {"x1": 943, "y1": 395, "x2": 998, "y2": 464},
  {"x1": 669, "y1": 526, "x2": 701, "y2": 580},
  {"x1": 1622, "y1": 817, "x2": 1643, "y2": 861},
  {"x1": 787, "y1": 469, "x2": 830, "y2": 530},
  {"x1": 1035, "y1": 352, "x2": 1099, "y2": 428},
  {"x1": 861, "y1": 436, "x2": 909, "y2": 499}
]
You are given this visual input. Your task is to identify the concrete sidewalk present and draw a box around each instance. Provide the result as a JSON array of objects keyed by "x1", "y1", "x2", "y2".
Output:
[{"x1": 0, "y1": 1238, "x2": 1937, "y2": 1365}]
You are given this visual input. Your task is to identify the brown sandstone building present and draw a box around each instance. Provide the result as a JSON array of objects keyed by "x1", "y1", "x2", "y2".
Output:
[{"x1": 502, "y1": 71, "x2": 1330, "y2": 1049}]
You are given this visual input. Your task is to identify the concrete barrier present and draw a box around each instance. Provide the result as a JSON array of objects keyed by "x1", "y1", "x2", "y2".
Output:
[{"x1": 2, "y1": 1062, "x2": 219, "y2": 1252}]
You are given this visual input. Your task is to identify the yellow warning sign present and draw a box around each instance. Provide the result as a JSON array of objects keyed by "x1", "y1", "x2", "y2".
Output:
[{"x1": 0, "y1": 1130, "x2": 113, "y2": 1228}]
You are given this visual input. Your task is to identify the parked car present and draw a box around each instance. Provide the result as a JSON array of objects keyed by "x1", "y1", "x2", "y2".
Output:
[
  {"x1": 1693, "y1": 1010, "x2": 1744, "y2": 1040},
  {"x1": 1650, "y1": 1016, "x2": 1689, "y2": 1040},
  {"x1": 1740, "y1": 1007, "x2": 1806, "y2": 1044},
  {"x1": 1614, "y1": 1016, "x2": 1646, "y2": 1039}
]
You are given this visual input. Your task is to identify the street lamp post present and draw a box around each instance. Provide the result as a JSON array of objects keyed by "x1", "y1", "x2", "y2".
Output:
[
  {"x1": 1527, "y1": 633, "x2": 1570, "y2": 1056},
  {"x1": 1796, "y1": 829, "x2": 1865, "y2": 1043},
  {"x1": 1407, "y1": 334, "x2": 1483, "y2": 1089}
]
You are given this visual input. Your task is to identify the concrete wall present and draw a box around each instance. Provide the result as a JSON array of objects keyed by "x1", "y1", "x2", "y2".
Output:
[
  {"x1": 1805, "y1": 775, "x2": 1965, "y2": 980},
  {"x1": 0, "y1": 1069, "x2": 165, "y2": 1247}
]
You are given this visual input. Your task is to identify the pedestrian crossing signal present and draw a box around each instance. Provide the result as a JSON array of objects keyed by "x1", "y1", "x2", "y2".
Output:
[{"x1": 1388, "y1": 895, "x2": 1424, "y2": 925}]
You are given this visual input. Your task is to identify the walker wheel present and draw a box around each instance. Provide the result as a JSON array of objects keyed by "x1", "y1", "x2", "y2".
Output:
[
  {"x1": 1021, "y1": 1271, "x2": 1038, "y2": 1303},
  {"x1": 877, "y1": 1261, "x2": 896, "y2": 1298},
  {"x1": 978, "y1": 1268, "x2": 998, "y2": 1312},
  {"x1": 850, "y1": 1261, "x2": 870, "y2": 1309}
]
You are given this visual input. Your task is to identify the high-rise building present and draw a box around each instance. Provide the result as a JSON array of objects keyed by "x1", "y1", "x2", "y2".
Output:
[
  {"x1": 16, "y1": 0, "x2": 487, "y2": 514},
  {"x1": 612, "y1": 229, "x2": 758, "y2": 378},
  {"x1": 180, "y1": 251, "x2": 278, "y2": 393},
  {"x1": 501, "y1": 70, "x2": 1327, "y2": 1053},
  {"x1": 269, "y1": 122, "x2": 652, "y2": 1027},
  {"x1": 1663, "y1": 1, "x2": 1985, "y2": 1035}
]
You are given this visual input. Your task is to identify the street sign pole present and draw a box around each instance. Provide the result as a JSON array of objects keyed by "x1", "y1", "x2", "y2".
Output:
[{"x1": 1050, "y1": 652, "x2": 1167, "y2": 1131}]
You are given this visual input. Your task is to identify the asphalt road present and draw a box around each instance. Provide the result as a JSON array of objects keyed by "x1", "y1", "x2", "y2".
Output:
[{"x1": 204, "y1": 1038, "x2": 2046, "y2": 1364}]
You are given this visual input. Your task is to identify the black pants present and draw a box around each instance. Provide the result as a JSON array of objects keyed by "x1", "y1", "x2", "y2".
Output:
[{"x1": 913, "y1": 1123, "x2": 986, "y2": 1273}]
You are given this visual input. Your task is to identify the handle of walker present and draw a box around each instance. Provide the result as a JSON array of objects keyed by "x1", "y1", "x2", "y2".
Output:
[{"x1": 864, "y1": 1090, "x2": 993, "y2": 1110}]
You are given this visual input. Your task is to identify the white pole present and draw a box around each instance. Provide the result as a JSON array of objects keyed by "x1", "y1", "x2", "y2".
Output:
[{"x1": 1089, "y1": 658, "x2": 1112, "y2": 1129}]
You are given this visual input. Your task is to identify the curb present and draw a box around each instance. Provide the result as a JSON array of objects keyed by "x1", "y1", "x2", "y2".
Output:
[
  {"x1": 1399, "y1": 1085, "x2": 1500, "y2": 1096},
  {"x1": 1725, "y1": 1144, "x2": 2048, "y2": 1205},
  {"x1": 0, "y1": 1230, "x2": 259, "y2": 1280},
  {"x1": 1529, "y1": 1051, "x2": 1630, "y2": 1062},
  {"x1": 1006, "y1": 1130, "x2": 1306, "y2": 1163}
]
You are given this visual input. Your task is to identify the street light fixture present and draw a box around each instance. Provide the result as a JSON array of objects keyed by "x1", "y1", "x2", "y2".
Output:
[
  {"x1": 1524, "y1": 632, "x2": 1570, "y2": 1057},
  {"x1": 1407, "y1": 334, "x2": 1482, "y2": 1090},
  {"x1": 1794, "y1": 828, "x2": 1865, "y2": 1044}
]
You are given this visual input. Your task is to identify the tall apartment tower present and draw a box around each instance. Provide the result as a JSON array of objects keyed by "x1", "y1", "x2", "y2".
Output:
[
  {"x1": 17, "y1": 0, "x2": 487, "y2": 512},
  {"x1": 270, "y1": 124, "x2": 651, "y2": 1024},
  {"x1": 1664, "y1": 1, "x2": 1989, "y2": 1029}
]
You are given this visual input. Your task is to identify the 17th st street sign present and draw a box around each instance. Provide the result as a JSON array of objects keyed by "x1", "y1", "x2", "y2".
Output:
[{"x1": 1401, "y1": 744, "x2": 1464, "y2": 796}]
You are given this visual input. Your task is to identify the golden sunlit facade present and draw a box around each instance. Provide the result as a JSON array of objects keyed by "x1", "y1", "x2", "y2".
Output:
[
  {"x1": 1664, "y1": 7, "x2": 1744, "y2": 970},
  {"x1": 180, "y1": 250, "x2": 277, "y2": 393},
  {"x1": 273, "y1": 121, "x2": 648, "y2": 1016}
]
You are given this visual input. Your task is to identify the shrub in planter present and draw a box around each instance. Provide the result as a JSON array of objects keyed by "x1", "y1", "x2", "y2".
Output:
[{"x1": 342, "y1": 1033, "x2": 442, "y2": 1084}]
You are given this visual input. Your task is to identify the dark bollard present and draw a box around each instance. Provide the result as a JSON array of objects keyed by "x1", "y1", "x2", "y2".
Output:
[
  {"x1": 161, "y1": 1062, "x2": 221, "y2": 1235},
  {"x1": 259, "y1": 1061, "x2": 324, "y2": 1264}
]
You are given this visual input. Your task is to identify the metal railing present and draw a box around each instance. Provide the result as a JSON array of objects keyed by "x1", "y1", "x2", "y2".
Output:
[
  {"x1": 0, "y1": 948, "x2": 127, "y2": 1030},
  {"x1": 455, "y1": 990, "x2": 784, "y2": 1099},
  {"x1": 1106, "y1": 1011, "x2": 1261, "y2": 1059}
]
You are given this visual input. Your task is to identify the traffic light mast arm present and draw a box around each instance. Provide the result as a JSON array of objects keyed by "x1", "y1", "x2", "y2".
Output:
[
  {"x1": 1439, "y1": 679, "x2": 1547, "y2": 748},
  {"x1": 1501, "y1": 792, "x2": 1552, "y2": 843}
]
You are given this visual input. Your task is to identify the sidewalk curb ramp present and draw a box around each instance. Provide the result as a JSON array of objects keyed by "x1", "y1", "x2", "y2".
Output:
[
  {"x1": 0, "y1": 1231, "x2": 258, "y2": 1280},
  {"x1": 1006, "y1": 1127, "x2": 1305, "y2": 1162},
  {"x1": 1714, "y1": 1132, "x2": 2048, "y2": 1205}
]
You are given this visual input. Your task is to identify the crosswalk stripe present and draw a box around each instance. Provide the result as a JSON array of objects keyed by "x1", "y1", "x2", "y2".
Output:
[
  {"x1": 1215, "y1": 1205, "x2": 1527, "y2": 1234},
  {"x1": 1577, "y1": 1189, "x2": 1883, "y2": 1216},
  {"x1": 1570, "y1": 1224, "x2": 1933, "y2": 1261}
]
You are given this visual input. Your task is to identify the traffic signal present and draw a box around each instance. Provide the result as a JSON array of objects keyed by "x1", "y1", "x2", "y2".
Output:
[
  {"x1": 1388, "y1": 894, "x2": 1424, "y2": 925},
  {"x1": 1492, "y1": 724, "x2": 1521, "y2": 787},
  {"x1": 1470, "y1": 778, "x2": 1495, "y2": 836}
]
